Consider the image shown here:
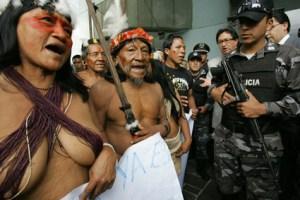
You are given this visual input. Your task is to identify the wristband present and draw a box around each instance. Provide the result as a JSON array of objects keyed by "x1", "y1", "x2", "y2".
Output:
[{"x1": 103, "y1": 142, "x2": 116, "y2": 154}]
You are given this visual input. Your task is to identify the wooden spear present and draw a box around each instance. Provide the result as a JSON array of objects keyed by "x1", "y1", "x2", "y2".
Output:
[{"x1": 85, "y1": 0, "x2": 140, "y2": 135}]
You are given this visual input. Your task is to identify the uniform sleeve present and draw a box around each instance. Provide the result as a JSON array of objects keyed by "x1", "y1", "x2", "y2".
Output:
[{"x1": 265, "y1": 46, "x2": 300, "y2": 117}]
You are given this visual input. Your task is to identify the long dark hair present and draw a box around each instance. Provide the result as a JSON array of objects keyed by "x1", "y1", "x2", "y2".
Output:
[
  {"x1": 151, "y1": 59, "x2": 182, "y2": 122},
  {"x1": 0, "y1": 0, "x2": 89, "y2": 101}
]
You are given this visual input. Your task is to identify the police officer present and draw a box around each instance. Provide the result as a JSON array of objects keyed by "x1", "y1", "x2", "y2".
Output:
[
  {"x1": 188, "y1": 51, "x2": 213, "y2": 180},
  {"x1": 209, "y1": 0, "x2": 300, "y2": 199},
  {"x1": 193, "y1": 42, "x2": 210, "y2": 68}
]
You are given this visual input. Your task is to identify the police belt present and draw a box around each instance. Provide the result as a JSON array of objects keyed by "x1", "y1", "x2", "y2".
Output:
[{"x1": 221, "y1": 118, "x2": 277, "y2": 135}]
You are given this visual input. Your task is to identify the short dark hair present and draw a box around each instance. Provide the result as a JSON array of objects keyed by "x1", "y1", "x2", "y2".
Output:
[
  {"x1": 72, "y1": 54, "x2": 82, "y2": 61},
  {"x1": 151, "y1": 60, "x2": 182, "y2": 121},
  {"x1": 0, "y1": 1, "x2": 89, "y2": 101},
  {"x1": 215, "y1": 27, "x2": 239, "y2": 43},
  {"x1": 162, "y1": 34, "x2": 183, "y2": 58},
  {"x1": 272, "y1": 9, "x2": 290, "y2": 33},
  {"x1": 163, "y1": 34, "x2": 183, "y2": 50}
]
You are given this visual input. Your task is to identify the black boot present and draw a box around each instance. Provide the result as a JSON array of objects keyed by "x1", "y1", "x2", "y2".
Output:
[
  {"x1": 196, "y1": 159, "x2": 210, "y2": 181},
  {"x1": 221, "y1": 193, "x2": 243, "y2": 200},
  {"x1": 221, "y1": 191, "x2": 246, "y2": 200}
]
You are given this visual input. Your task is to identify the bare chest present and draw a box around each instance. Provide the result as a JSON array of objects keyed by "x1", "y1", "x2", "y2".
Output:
[{"x1": 107, "y1": 84, "x2": 162, "y2": 124}]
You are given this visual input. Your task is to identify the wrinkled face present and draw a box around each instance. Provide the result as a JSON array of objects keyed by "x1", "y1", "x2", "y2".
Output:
[
  {"x1": 188, "y1": 58, "x2": 201, "y2": 72},
  {"x1": 17, "y1": 8, "x2": 73, "y2": 71},
  {"x1": 86, "y1": 43, "x2": 106, "y2": 73},
  {"x1": 217, "y1": 32, "x2": 238, "y2": 55},
  {"x1": 237, "y1": 16, "x2": 271, "y2": 45},
  {"x1": 266, "y1": 18, "x2": 288, "y2": 43},
  {"x1": 116, "y1": 39, "x2": 151, "y2": 86},
  {"x1": 165, "y1": 38, "x2": 186, "y2": 65}
]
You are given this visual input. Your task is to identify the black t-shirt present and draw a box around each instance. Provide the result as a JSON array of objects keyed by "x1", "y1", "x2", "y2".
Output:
[{"x1": 163, "y1": 65, "x2": 193, "y2": 113}]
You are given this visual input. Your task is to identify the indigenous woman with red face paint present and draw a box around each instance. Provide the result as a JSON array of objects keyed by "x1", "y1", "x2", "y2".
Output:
[{"x1": 0, "y1": 1, "x2": 116, "y2": 199}]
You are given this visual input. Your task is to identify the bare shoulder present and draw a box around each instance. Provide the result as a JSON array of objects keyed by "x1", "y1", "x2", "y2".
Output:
[
  {"x1": 0, "y1": 72, "x2": 6, "y2": 92},
  {"x1": 152, "y1": 81, "x2": 163, "y2": 90},
  {"x1": 0, "y1": 72, "x2": 15, "y2": 93},
  {"x1": 146, "y1": 82, "x2": 164, "y2": 97},
  {"x1": 89, "y1": 79, "x2": 115, "y2": 104}
]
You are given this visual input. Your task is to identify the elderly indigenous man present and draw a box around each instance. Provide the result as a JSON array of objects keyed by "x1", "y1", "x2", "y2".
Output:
[
  {"x1": 0, "y1": 1, "x2": 117, "y2": 200},
  {"x1": 77, "y1": 38, "x2": 107, "y2": 88},
  {"x1": 210, "y1": 0, "x2": 300, "y2": 199},
  {"x1": 89, "y1": 28, "x2": 170, "y2": 156}
]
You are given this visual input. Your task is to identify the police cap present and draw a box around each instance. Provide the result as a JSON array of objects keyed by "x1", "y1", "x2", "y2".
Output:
[
  {"x1": 193, "y1": 43, "x2": 210, "y2": 53},
  {"x1": 188, "y1": 51, "x2": 201, "y2": 61},
  {"x1": 229, "y1": 0, "x2": 274, "y2": 22}
]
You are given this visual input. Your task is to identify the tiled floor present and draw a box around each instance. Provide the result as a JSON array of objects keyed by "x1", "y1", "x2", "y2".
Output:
[{"x1": 182, "y1": 158, "x2": 222, "y2": 200}]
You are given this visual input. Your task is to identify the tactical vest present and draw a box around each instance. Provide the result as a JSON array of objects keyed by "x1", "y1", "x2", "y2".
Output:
[
  {"x1": 222, "y1": 51, "x2": 284, "y2": 134},
  {"x1": 192, "y1": 65, "x2": 209, "y2": 106}
]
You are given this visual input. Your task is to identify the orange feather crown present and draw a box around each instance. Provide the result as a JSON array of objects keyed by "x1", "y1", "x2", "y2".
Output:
[{"x1": 110, "y1": 28, "x2": 153, "y2": 51}]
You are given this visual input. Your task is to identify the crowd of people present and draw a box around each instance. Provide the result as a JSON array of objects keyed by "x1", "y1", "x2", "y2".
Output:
[{"x1": 1, "y1": 0, "x2": 300, "y2": 200}]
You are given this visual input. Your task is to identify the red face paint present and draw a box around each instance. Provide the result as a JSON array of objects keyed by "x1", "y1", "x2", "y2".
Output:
[{"x1": 25, "y1": 12, "x2": 73, "y2": 48}]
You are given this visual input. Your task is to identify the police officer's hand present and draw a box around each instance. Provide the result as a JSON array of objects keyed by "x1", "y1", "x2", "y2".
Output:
[
  {"x1": 191, "y1": 108, "x2": 198, "y2": 119},
  {"x1": 198, "y1": 106, "x2": 208, "y2": 114},
  {"x1": 200, "y1": 78, "x2": 211, "y2": 87},
  {"x1": 236, "y1": 90, "x2": 267, "y2": 118},
  {"x1": 211, "y1": 84, "x2": 236, "y2": 105}
]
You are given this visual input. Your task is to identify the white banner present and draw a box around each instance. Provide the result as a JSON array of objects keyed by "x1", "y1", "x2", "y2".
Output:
[{"x1": 62, "y1": 133, "x2": 183, "y2": 200}]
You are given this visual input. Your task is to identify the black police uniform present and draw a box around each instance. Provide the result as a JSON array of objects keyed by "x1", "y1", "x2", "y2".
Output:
[
  {"x1": 212, "y1": 42, "x2": 300, "y2": 200},
  {"x1": 190, "y1": 62, "x2": 214, "y2": 180}
]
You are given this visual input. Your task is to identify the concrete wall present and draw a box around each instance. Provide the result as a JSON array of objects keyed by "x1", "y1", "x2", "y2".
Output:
[
  {"x1": 181, "y1": 0, "x2": 231, "y2": 59},
  {"x1": 287, "y1": 9, "x2": 300, "y2": 37},
  {"x1": 180, "y1": 0, "x2": 300, "y2": 60}
]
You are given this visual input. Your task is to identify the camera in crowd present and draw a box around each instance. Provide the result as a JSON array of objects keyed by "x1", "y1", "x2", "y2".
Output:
[
  {"x1": 210, "y1": 66, "x2": 224, "y2": 77},
  {"x1": 210, "y1": 66, "x2": 224, "y2": 76}
]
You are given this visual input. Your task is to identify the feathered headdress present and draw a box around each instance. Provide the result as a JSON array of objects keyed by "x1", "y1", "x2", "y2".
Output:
[
  {"x1": 102, "y1": 0, "x2": 129, "y2": 38},
  {"x1": 0, "y1": 0, "x2": 76, "y2": 25}
]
